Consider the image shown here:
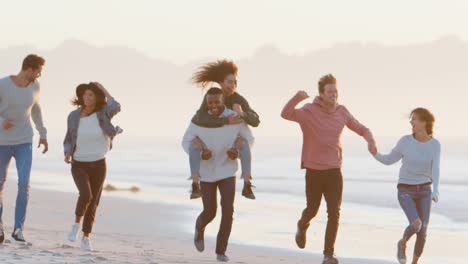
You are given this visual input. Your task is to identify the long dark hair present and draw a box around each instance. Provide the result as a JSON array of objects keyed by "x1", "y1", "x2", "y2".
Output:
[
  {"x1": 192, "y1": 59, "x2": 238, "y2": 88},
  {"x1": 411, "y1": 108, "x2": 435, "y2": 136},
  {"x1": 72, "y1": 83, "x2": 106, "y2": 112}
]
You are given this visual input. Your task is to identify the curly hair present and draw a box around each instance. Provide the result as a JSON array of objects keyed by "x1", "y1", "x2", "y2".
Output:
[{"x1": 192, "y1": 59, "x2": 238, "y2": 88}]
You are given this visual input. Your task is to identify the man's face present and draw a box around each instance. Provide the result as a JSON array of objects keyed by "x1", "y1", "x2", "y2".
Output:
[
  {"x1": 27, "y1": 65, "x2": 43, "y2": 82},
  {"x1": 206, "y1": 94, "x2": 224, "y2": 117},
  {"x1": 320, "y1": 83, "x2": 338, "y2": 106}
]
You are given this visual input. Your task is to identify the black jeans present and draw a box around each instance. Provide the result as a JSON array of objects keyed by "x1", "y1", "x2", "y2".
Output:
[
  {"x1": 196, "y1": 176, "x2": 236, "y2": 255},
  {"x1": 71, "y1": 159, "x2": 107, "y2": 234},
  {"x1": 299, "y1": 168, "x2": 343, "y2": 256}
]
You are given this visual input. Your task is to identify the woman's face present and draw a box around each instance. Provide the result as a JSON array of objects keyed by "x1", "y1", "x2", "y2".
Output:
[
  {"x1": 410, "y1": 113, "x2": 427, "y2": 134},
  {"x1": 82, "y1": 89, "x2": 97, "y2": 108},
  {"x1": 219, "y1": 74, "x2": 237, "y2": 96}
]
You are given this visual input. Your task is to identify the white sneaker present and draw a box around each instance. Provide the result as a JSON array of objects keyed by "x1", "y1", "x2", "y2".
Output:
[
  {"x1": 80, "y1": 236, "x2": 93, "y2": 251},
  {"x1": 67, "y1": 223, "x2": 80, "y2": 242}
]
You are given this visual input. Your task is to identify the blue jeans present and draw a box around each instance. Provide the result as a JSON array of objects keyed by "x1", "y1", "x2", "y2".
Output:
[
  {"x1": 0, "y1": 143, "x2": 33, "y2": 230},
  {"x1": 398, "y1": 184, "x2": 432, "y2": 257},
  {"x1": 189, "y1": 137, "x2": 252, "y2": 179}
]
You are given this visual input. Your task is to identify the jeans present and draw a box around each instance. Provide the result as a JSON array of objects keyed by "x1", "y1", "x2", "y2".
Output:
[
  {"x1": 299, "y1": 168, "x2": 343, "y2": 256},
  {"x1": 71, "y1": 159, "x2": 107, "y2": 234},
  {"x1": 0, "y1": 143, "x2": 33, "y2": 230},
  {"x1": 398, "y1": 184, "x2": 432, "y2": 257},
  {"x1": 196, "y1": 176, "x2": 236, "y2": 255}
]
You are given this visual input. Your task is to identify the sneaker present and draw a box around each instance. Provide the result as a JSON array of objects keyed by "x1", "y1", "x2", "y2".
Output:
[
  {"x1": 216, "y1": 254, "x2": 230, "y2": 262},
  {"x1": 295, "y1": 220, "x2": 309, "y2": 249},
  {"x1": 242, "y1": 181, "x2": 256, "y2": 200},
  {"x1": 11, "y1": 228, "x2": 25, "y2": 242},
  {"x1": 190, "y1": 182, "x2": 202, "y2": 199},
  {"x1": 397, "y1": 239, "x2": 407, "y2": 264},
  {"x1": 322, "y1": 255, "x2": 339, "y2": 264},
  {"x1": 194, "y1": 225, "x2": 204, "y2": 252},
  {"x1": 80, "y1": 236, "x2": 93, "y2": 251},
  {"x1": 0, "y1": 230, "x2": 4, "y2": 243},
  {"x1": 67, "y1": 223, "x2": 80, "y2": 242}
]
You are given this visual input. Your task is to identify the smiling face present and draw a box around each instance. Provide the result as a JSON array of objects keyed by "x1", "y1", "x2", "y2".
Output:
[
  {"x1": 206, "y1": 93, "x2": 224, "y2": 117},
  {"x1": 219, "y1": 74, "x2": 237, "y2": 96},
  {"x1": 26, "y1": 65, "x2": 43, "y2": 82},
  {"x1": 320, "y1": 83, "x2": 338, "y2": 106},
  {"x1": 410, "y1": 112, "x2": 427, "y2": 135},
  {"x1": 82, "y1": 89, "x2": 97, "y2": 109}
]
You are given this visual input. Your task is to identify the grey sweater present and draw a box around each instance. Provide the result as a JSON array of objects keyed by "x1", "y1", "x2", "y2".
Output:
[
  {"x1": 0, "y1": 76, "x2": 47, "y2": 145},
  {"x1": 374, "y1": 135, "x2": 441, "y2": 197}
]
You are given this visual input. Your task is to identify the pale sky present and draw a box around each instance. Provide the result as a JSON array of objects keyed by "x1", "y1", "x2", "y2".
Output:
[{"x1": 1, "y1": 0, "x2": 467, "y2": 64}]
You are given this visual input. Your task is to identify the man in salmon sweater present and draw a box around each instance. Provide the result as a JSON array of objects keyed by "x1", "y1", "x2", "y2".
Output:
[{"x1": 281, "y1": 74, "x2": 376, "y2": 264}]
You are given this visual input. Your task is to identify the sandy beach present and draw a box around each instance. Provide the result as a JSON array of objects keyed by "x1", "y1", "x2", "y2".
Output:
[{"x1": 0, "y1": 181, "x2": 397, "y2": 264}]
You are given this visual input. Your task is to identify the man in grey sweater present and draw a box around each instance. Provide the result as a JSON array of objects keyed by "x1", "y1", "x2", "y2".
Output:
[{"x1": 0, "y1": 54, "x2": 48, "y2": 243}]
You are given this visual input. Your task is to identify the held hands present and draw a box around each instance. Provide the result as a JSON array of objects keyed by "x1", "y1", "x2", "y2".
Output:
[
  {"x1": 368, "y1": 142, "x2": 377, "y2": 155},
  {"x1": 295, "y1": 90, "x2": 310, "y2": 101}
]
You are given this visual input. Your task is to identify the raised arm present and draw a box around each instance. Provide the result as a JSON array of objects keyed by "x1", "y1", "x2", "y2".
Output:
[
  {"x1": 280, "y1": 91, "x2": 309, "y2": 123},
  {"x1": 93, "y1": 82, "x2": 121, "y2": 119}
]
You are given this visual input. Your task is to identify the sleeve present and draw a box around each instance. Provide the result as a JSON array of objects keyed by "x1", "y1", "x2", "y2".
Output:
[
  {"x1": 31, "y1": 85, "x2": 47, "y2": 139},
  {"x1": 63, "y1": 113, "x2": 73, "y2": 155},
  {"x1": 280, "y1": 94, "x2": 308, "y2": 123},
  {"x1": 238, "y1": 95, "x2": 260, "y2": 127},
  {"x1": 0, "y1": 86, "x2": 6, "y2": 125},
  {"x1": 105, "y1": 97, "x2": 121, "y2": 119},
  {"x1": 344, "y1": 107, "x2": 375, "y2": 144},
  {"x1": 431, "y1": 141, "x2": 441, "y2": 198},
  {"x1": 182, "y1": 123, "x2": 198, "y2": 154},
  {"x1": 373, "y1": 137, "x2": 405, "y2": 165}
]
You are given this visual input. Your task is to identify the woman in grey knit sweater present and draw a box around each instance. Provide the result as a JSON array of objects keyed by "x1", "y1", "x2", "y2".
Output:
[{"x1": 372, "y1": 108, "x2": 441, "y2": 264}]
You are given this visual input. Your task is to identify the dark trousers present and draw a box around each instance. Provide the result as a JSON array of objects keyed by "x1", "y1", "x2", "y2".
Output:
[
  {"x1": 299, "y1": 168, "x2": 343, "y2": 256},
  {"x1": 196, "y1": 176, "x2": 236, "y2": 255},
  {"x1": 71, "y1": 159, "x2": 107, "y2": 234}
]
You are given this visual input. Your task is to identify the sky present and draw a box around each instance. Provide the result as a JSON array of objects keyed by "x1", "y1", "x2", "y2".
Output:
[{"x1": 1, "y1": 0, "x2": 467, "y2": 64}]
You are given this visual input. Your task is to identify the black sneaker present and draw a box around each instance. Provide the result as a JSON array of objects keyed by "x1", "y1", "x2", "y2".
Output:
[
  {"x1": 397, "y1": 239, "x2": 407, "y2": 264},
  {"x1": 190, "y1": 182, "x2": 202, "y2": 199},
  {"x1": 242, "y1": 182, "x2": 256, "y2": 200},
  {"x1": 0, "y1": 230, "x2": 4, "y2": 243},
  {"x1": 322, "y1": 255, "x2": 339, "y2": 264},
  {"x1": 12, "y1": 228, "x2": 25, "y2": 242},
  {"x1": 295, "y1": 220, "x2": 309, "y2": 249},
  {"x1": 194, "y1": 224, "x2": 204, "y2": 252}
]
